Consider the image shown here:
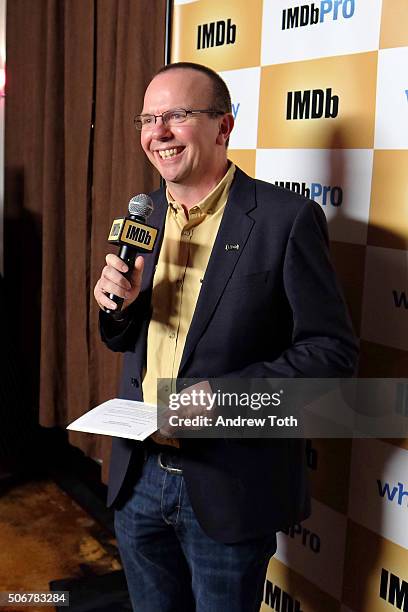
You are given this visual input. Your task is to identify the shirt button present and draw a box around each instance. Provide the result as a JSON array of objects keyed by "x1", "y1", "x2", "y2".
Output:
[
  {"x1": 176, "y1": 280, "x2": 182, "y2": 288},
  {"x1": 169, "y1": 332, "x2": 176, "y2": 339},
  {"x1": 182, "y1": 230, "x2": 191, "y2": 237}
]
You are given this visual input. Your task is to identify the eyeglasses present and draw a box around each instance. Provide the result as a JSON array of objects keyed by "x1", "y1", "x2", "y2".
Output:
[{"x1": 134, "y1": 108, "x2": 226, "y2": 130}]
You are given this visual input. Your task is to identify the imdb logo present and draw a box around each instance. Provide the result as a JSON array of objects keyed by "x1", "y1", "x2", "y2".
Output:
[
  {"x1": 286, "y1": 88, "x2": 339, "y2": 120},
  {"x1": 196, "y1": 18, "x2": 236, "y2": 49},
  {"x1": 380, "y1": 568, "x2": 408, "y2": 611},
  {"x1": 258, "y1": 52, "x2": 377, "y2": 149},
  {"x1": 343, "y1": 521, "x2": 408, "y2": 611},
  {"x1": 171, "y1": 0, "x2": 262, "y2": 72},
  {"x1": 262, "y1": 558, "x2": 341, "y2": 612},
  {"x1": 264, "y1": 580, "x2": 303, "y2": 611}
]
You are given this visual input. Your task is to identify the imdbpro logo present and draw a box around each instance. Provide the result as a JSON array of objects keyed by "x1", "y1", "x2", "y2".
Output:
[
  {"x1": 274, "y1": 181, "x2": 343, "y2": 207},
  {"x1": 281, "y1": 523, "x2": 321, "y2": 553},
  {"x1": 377, "y1": 480, "x2": 408, "y2": 507},
  {"x1": 282, "y1": 0, "x2": 356, "y2": 30}
]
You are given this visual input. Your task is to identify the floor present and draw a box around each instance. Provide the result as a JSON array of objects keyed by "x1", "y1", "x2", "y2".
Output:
[{"x1": 0, "y1": 446, "x2": 129, "y2": 612}]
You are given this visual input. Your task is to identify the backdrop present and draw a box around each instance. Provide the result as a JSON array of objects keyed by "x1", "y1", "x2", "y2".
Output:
[{"x1": 170, "y1": 1, "x2": 408, "y2": 611}]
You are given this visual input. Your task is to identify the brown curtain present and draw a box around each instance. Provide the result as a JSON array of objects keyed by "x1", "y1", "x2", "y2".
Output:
[{"x1": 5, "y1": 0, "x2": 165, "y2": 481}]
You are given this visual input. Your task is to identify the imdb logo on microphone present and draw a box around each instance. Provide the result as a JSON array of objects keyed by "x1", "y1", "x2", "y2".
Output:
[
  {"x1": 108, "y1": 218, "x2": 158, "y2": 252},
  {"x1": 258, "y1": 52, "x2": 377, "y2": 149},
  {"x1": 171, "y1": 0, "x2": 263, "y2": 72}
]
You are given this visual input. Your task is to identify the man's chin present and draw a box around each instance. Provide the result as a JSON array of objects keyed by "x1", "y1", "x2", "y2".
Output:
[{"x1": 158, "y1": 168, "x2": 185, "y2": 184}]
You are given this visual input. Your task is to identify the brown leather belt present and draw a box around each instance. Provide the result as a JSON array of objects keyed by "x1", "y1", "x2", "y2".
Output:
[{"x1": 150, "y1": 431, "x2": 180, "y2": 449}]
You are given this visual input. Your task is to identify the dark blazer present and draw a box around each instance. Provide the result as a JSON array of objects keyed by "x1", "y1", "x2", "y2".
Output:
[{"x1": 100, "y1": 167, "x2": 358, "y2": 543}]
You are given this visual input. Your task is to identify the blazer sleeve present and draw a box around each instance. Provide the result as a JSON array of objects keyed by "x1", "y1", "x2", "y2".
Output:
[{"x1": 99, "y1": 287, "x2": 151, "y2": 353}]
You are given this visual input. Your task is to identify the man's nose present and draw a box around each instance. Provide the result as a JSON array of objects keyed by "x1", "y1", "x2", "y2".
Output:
[{"x1": 151, "y1": 117, "x2": 172, "y2": 139}]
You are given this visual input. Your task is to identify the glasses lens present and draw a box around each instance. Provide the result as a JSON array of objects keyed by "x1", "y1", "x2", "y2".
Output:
[
  {"x1": 163, "y1": 109, "x2": 187, "y2": 126},
  {"x1": 134, "y1": 115, "x2": 156, "y2": 130}
]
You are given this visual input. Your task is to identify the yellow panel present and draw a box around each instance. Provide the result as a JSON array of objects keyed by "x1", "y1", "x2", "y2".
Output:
[
  {"x1": 261, "y1": 558, "x2": 341, "y2": 612},
  {"x1": 359, "y1": 340, "x2": 408, "y2": 378},
  {"x1": 228, "y1": 150, "x2": 256, "y2": 178},
  {"x1": 380, "y1": 0, "x2": 408, "y2": 49},
  {"x1": 171, "y1": 0, "x2": 262, "y2": 72},
  {"x1": 309, "y1": 439, "x2": 352, "y2": 515},
  {"x1": 343, "y1": 520, "x2": 408, "y2": 611},
  {"x1": 258, "y1": 53, "x2": 378, "y2": 149},
  {"x1": 368, "y1": 150, "x2": 408, "y2": 250}
]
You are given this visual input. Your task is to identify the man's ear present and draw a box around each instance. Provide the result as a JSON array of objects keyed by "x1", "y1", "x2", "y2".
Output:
[{"x1": 216, "y1": 114, "x2": 234, "y2": 145}]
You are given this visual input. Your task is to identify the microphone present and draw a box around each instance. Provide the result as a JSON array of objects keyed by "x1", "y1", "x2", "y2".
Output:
[{"x1": 105, "y1": 193, "x2": 157, "y2": 315}]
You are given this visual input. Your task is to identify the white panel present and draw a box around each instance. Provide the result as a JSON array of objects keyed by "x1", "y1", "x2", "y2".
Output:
[
  {"x1": 219, "y1": 67, "x2": 261, "y2": 149},
  {"x1": 375, "y1": 47, "x2": 408, "y2": 150},
  {"x1": 348, "y1": 438, "x2": 408, "y2": 547},
  {"x1": 261, "y1": 0, "x2": 382, "y2": 65},
  {"x1": 255, "y1": 148, "x2": 372, "y2": 244},
  {"x1": 276, "y1": 498, "x2": 347, "y2": 599},
  {"x1": 173, "y1": 0, "x2": 200, "y2": 5},
  {"x1": 361, "y1": 246, "x2": 408, "y2": 350}
]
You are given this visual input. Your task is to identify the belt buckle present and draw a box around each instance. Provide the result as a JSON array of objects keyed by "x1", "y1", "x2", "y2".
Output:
[{"x1": 158, "y1": 452, "x2": 183, "y2": 475}]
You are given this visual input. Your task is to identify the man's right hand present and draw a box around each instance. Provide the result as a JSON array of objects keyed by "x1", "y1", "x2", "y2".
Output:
[{"x1": 94, "y1": 253, "x2": 144, "y2": 312}]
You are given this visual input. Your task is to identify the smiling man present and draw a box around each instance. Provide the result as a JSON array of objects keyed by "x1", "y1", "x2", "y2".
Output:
[
  {"x1": 94, "y1": 62, "x2": 358, "y2": 612},
  {"x1": 139, "y1": 68, "x2": 233, "y2": 204}
]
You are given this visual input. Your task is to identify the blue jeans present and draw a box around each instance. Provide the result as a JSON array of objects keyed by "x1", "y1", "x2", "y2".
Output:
[{"x1": 114, "y1": 448, "x2": 276, "y2": 612}]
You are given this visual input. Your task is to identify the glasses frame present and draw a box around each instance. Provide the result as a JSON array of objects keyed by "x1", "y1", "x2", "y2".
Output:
[{"x1": 134, "y1": 108, "x2": 226, "y2": 130}]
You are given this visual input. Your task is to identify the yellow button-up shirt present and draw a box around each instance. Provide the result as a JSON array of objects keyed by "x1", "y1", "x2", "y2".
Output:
[{"x1": 142, "y1": 163, "x2": 236, "y2": 414}]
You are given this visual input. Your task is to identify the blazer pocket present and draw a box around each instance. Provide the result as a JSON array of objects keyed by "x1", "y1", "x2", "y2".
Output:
[{"x1": 224, "y1": 271, "x2": 270, "y2": 293}]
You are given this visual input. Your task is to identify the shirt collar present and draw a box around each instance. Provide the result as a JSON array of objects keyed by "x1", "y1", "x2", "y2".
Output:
[{"x1": 166, "y1": 162, "x2": 236, "y2": 218}]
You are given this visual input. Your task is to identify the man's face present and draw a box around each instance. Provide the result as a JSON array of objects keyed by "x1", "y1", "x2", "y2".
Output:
[{"x1": 140, "y1": 69, "x2": 230, "y2": 186}]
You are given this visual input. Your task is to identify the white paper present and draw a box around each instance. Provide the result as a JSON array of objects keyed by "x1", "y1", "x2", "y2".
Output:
[{"x1": 67, "y1": 398, "x2": 158, "y2": 441}]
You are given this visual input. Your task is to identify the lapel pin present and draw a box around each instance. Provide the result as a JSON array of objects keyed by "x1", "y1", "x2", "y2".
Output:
[{"x1": 225, "y1": 243, "x2": 240, "y2": 251}]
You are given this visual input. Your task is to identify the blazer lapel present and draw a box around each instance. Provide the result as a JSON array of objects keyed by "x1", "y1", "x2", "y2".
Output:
[
  {"x1": 141, "y1": 187, "x2": 167, "y2": 290},
  {"x1": 179, "y1": 168, "x2": 257, "y2": 375}
]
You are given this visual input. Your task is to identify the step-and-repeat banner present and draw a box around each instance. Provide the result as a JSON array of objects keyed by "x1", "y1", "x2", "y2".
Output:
[{"x1": 170, "y1": 0, "x2": 408, "y2": 610}]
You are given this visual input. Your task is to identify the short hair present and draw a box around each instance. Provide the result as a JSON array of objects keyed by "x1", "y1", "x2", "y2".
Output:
[{"x1": 155, "y1": 62, "x2": 232, "y2": 114}]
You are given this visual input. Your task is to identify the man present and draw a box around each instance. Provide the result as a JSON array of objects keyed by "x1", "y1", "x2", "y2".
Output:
[{"x1": 94, "y1": 62, "x2": 358, "y2": 612}]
